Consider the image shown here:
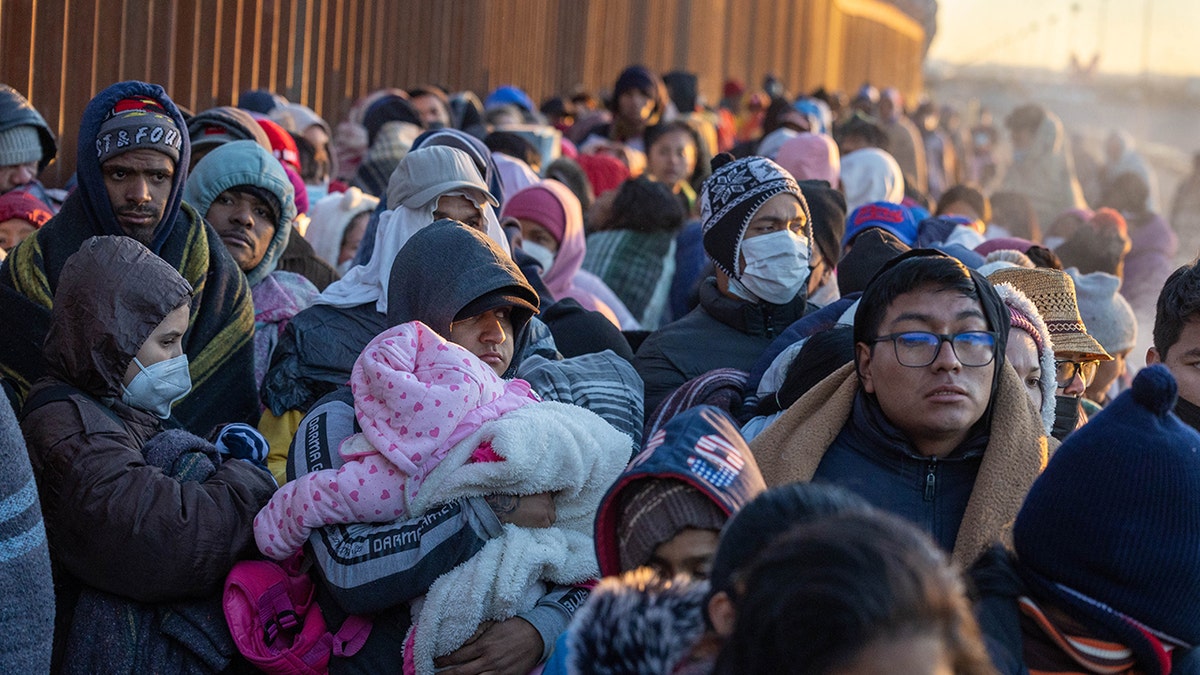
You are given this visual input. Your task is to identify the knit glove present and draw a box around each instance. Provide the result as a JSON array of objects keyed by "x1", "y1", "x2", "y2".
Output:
[{"x1": 215, "y1": 423, "x2": 270, "y2": 472}]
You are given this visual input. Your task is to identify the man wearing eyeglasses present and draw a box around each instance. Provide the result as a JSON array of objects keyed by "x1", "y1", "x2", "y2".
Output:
[{"x1": 751, "y1": 251, "x2": 1049, "y2": 567}]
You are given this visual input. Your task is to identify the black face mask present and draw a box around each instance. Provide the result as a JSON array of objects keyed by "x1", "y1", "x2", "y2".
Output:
[
  {"x1": 1175, "y1": 396, "x2": 1200, "y2": 433},
  {"x1": 1052, "y1": 394, "x2": 1081, "y2": 441}
]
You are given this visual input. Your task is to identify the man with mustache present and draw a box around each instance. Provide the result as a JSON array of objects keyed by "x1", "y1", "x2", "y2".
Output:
[
  {"x1": 751, "y1": 251, "x2": 1050, "y2": 568},
  {"x1": 1, "y1": 81, "x2": 258, "y2": 435},
  {"x1": 183, "y1": 140, "x2": 319, "y2": 397}
]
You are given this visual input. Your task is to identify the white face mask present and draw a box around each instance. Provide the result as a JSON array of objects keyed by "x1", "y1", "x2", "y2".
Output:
[
  {"x1": 121, "y1": 354, "x2": 192, "y2": 419},
  {"x1": 337, "y1": 259, "x2": 357, "y2": 276},
  {"x1": 521, "y1": 241, "x2": 556, "y2": 273},
  {"x1": 736, "y1": 229, "x2": 812, "y2": 305}
]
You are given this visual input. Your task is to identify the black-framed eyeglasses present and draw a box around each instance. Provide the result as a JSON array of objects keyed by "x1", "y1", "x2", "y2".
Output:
[
  {"x1": 1054, "y1": 360, "x2": 1100, "y2": 387},
  {"x1": 872, "y1": 331, "x2": 997, "y2": 368}
]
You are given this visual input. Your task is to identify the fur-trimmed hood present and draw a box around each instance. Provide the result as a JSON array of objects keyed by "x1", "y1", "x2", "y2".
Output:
[
  {"x1": 566, "y1": 569, "x2": 709, "y2": 675},
  {"x1": 993, "y1": 282, "x2": 1056, "y2": 434}
]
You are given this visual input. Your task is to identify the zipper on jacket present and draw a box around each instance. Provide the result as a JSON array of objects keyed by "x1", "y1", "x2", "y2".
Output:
[
  {"x1": 763, "y1": 306, "x2": 776, "y2": 338},
  {"x1": 923, "y1": 459, "x2": 938, "y2": 502}
]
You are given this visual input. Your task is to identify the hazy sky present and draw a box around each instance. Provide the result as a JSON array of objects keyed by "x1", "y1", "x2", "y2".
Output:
[{"x1": 929, "y1": 0, "x2": 1200, "y2": 76}]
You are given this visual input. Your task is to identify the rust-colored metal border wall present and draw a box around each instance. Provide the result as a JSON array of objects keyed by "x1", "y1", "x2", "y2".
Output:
[{"x1": 0, "y1": 0, "x2": 923, "y2": 186}]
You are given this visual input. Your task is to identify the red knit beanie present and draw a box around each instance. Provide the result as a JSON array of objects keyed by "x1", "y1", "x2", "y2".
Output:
[
  {"x1": 256, "y1": 118, "x2": 300, "y2": 172},
  {"x1": 576, "y1": 153, "x2": 630, "y2": 198},
  {"x1": 0, "y1": 190, "x2": 52, "y2": 228}
]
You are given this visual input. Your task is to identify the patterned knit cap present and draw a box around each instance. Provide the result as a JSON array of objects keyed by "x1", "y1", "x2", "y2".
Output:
[
  {"x1": 700, "y1": 153, "x2": 808, "y2": 278},
  {"x1": 987, "y1": 266, "x2": 1111, "y2": 361}
]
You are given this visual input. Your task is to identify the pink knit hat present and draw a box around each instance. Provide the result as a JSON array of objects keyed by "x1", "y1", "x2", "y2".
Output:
[
  {"x1": 0, "y1": 189, "x2": 52, "y2": 228},
  {"x1": 348, "y1": 321, "x2": 536, "y2": 480},
  {"x1": 775, "y1": 133, "x2": 840, "y2": 186},
  {"x1": 501, "y1": 184, "x2": 568, "y2": 244}
]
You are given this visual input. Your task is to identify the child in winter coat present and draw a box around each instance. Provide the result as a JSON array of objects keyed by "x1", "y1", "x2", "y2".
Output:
[{"x1": 254, "y1": 320, "x2": 627, "y2": 674}]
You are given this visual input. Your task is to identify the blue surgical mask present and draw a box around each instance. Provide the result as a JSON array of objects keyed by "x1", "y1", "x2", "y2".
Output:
[
  {"x1": 306, "y1": 181, "x2": 329, "y2": 204},
  {"x1": 121, "y1": 354, "x2": 192, "y2": 418}
]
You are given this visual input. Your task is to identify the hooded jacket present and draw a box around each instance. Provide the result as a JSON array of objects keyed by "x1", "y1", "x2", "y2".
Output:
[
  {"x1": 1, "y1": 81, "x2": 257, "y2": 434},
  {"x1": 563, "y1": 570, "x2": 711, "y2": 675},
  {"x1": 504, "y1": 180, "x2": 630, "y2": 328},
  {"x1": 261, "y1": 219, "x2": 538, "y2": 416},
  {"x1": 0, "y1": 84, "x2": 56, "y2": 171},
  {"x1": 184, "y1": 140, "x2": 298, "y2": 287},
  {"x1": 18, "y1": 236, "x2": 274, "y2": 660},
  {"x1": 184, "y1": 140, "x2": 318, "y2": 391},
  {"x1": 185, "y1": 106, "x2": 272, "y2": 153},
  {"x1": 999, "y1": 110, "x2": 1088, "y2": 229},
  {"x1": 542, "y1": 406, "x2": 763, "y2": 675},
  {"x1": 593, "y1": 405, "x2": 766, "y2": 577}
]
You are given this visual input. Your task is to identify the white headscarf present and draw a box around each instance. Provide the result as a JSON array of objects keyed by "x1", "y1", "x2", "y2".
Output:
[
  {"x1": 840, "y1": 147, "x2": 905, "y2": 213},
  {"x1": 315, "y1": 189, "x2": 510, "y2": 313}
]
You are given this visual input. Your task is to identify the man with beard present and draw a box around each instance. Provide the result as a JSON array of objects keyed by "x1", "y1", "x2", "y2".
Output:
[{"x1": 0, "y1": 81, "x2": 257, "y2": 434}]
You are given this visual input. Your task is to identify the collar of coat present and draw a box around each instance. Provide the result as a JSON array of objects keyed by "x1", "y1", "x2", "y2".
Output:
[{"x1": 748, "y1": 360, "x2": 1051, "y2": 568}]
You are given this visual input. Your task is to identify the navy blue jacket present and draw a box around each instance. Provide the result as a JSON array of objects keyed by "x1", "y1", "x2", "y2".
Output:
[{"x1": 814, "y1": 392, "x2": 986, "y2": 553}]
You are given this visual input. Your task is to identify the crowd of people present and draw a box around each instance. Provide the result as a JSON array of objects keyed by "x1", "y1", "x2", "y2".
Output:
[{"x1": 1, "y1": 63, "x2": 1198, "y2": 675}]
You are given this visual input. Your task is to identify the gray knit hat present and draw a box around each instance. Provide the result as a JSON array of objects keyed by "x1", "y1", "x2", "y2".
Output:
[
  {"x1": 617, "y1": 478, "x2": 727, "y2": 571},
  {"x1": 0, "y1": 125, "x2": 42, "y2": 166},
  {"x1": 1067, "y1": 268, "x2": 1137, "y2": 355}
]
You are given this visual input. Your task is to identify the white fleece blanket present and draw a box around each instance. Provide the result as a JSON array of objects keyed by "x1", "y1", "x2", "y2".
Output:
[{"x1": 404, "y1": 401, "x2": 629, "y2": 674}]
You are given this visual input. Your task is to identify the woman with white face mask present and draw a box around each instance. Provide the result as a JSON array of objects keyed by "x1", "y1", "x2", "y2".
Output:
[
  {"x1": 502, "y1": 180, "x2": 639, "y2": 330},
  {"x1": 19, "y1": 235, "x2": 276, "y2": 667}
]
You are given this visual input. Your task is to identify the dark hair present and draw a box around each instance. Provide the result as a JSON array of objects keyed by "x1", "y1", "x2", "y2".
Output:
[
  {"x1": 602, "y1": 177, "x2": 684, "y2": 234},
  {"x1": 545, "y1": 157, "x2": 594, "y2": 211},
  {"x1": 834, "y1": 113, "x2": 889, "y2": 152},
  {"x1": 408, "y1": 84, "x2": 449, "y2": 106},
  {"x1": 1153, "y1": 261, "x2": 1200, "y2": 359},
  {"x1": 853, "y1": 254, "x2": 980, "y2": 346},
  {"x1": 1100, "y1": 171, "x2": 1151, "y2": 215},
  {"x1": 936, "y1": 184, "x2": 991, "y2": 224},
  {"x1": 1054, "y1": 208, "x2": 1131, "y2": 278},
  {"x1": 709, "y1": 483, "x2": 871, "y2": 600},
  {"x1": 644, "y1": 119, "x2": 712, "y2": 189},
  {"x1": 538, "y1": 96, "x2": 570, "y2": 120},
  {"x1": 989, "y1": 191, "x2": 1040, "y2": 242},
  {"x1": 1005, "y1": 104, "x2": 1046, "y2": 134},
  {"x1": 290, "y1": 132, "x2": 329, "y2": 184},
  {"x1": 756, "y1": 326, "x2": 856, "y2": 416},
  {"x1": 713, "y1": 512, "x2": 996, "y2": 675},
  {"x1": 1023, "y1": 245, "x2": 1063, "y2": 270},
  {"x1": 484, "y1": 131, "x2": 539, "y2": 170}
]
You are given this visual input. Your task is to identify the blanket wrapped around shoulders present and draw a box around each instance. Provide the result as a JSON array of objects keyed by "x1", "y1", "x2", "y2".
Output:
[{"x1": 0, "y1": 195, "x2": 257, "y2": 434}]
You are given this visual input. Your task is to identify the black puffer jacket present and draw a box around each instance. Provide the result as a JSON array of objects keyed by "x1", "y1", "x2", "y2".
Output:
[{"x1": 633, "y1": 277, "x2": 810, "y2": 419}]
